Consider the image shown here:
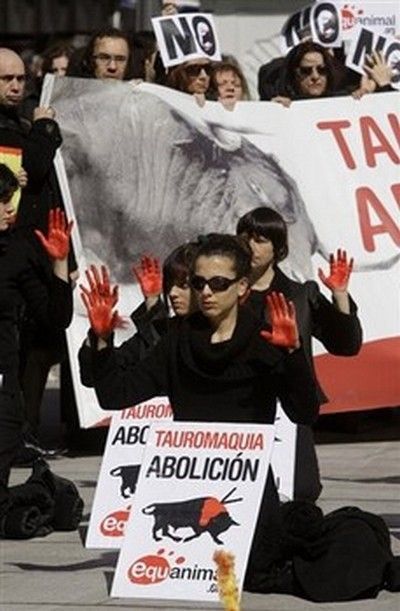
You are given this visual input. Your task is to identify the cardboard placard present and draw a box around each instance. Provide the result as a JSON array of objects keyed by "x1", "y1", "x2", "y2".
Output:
[
  {"x1": 111, "y1": 421, "x2": 274, "y2": 603},
  {"x1": 270, "y1": 403, "x2": 297, "y2": 502},
  {"x1": 317, "y1": 1, "x2": 400, "y2": 40},
  {"x1": 152, "y1": 13, "x2": 221, "y2": 67},
  {"x1": 281, "y1": 2, "x2": 342, "y2": 54},
  {"x1": 85, "y1": 398, "x2": 172, "y2": 548},
  {"x1": 346, "y1": 26, "x2": 400, "y2": 89}
]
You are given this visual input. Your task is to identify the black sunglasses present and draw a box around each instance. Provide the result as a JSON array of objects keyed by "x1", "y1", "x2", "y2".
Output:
[
  {"x1": 190, "y1": 275, "x2": 239, "y2": 293},
  {"x1": 184, "y1": 63, "x2": 212, "y2": 77},
  {"x1": 297, "y1": 64, "x2": 328, "y2": 77}
]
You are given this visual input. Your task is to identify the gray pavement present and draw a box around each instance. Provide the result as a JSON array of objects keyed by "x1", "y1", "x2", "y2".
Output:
[{"x1": 1, "y1": 438, "x2": 399, "y2": 611}]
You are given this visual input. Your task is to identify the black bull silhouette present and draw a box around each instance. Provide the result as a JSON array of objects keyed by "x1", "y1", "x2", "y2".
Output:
[
  {"x1": 142, "y1": 488, "x2": 243, "y2": 544},
  {"x1": 110, "y1": 464, "x2": 141, "y2": 498}
]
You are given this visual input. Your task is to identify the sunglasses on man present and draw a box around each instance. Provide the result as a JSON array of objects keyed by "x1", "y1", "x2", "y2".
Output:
[
  {"x1": 184, "y1": 63, "x2": 212, "y2": 77},
  {"x1": 190, "y1": 275, "x2": 239, "y2": 292},
  {"x1": 296, "y1": 64, "x2": 328, "y2": 78}
]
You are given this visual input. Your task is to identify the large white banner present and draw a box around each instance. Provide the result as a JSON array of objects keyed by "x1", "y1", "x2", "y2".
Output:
[
  {"x1": 111, "y1": 422, "x2": 274, "y2": 603},
  {"x1": 42, "y1": 76, "x2": 400, "y2": 426}
]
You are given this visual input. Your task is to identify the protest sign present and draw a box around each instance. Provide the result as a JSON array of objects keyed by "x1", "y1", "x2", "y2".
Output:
[
  {"x1": 152, "y1": 13, "x2": 221, "y2": 67},
  {"x1": 281, "y1": 2, "x2": 342, "y2": 54},
  {"x1": 111, "y1": 422, "x2": 274, "y2": 603},
  {"x1": 86, "y1": 398, "x2": 172, "y2": 549},
  {"x1": 346, "y1": 26, "x2": 400, "y2": 89},
  {"x1": 42, "y1": 77, "x2": 399, "y2": 425},
  {"x1": 270, "y1": 404, "x2": 296, "y2": 501},
  {"x1": 317, "y1": 1, "x2": 400, "y2": 39}
]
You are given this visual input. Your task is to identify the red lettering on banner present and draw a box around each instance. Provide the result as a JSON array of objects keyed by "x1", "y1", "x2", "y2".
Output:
[
  {"x1": 317, "y1": 114, "x2": 400, "y2": 170},
  {"x1": 317, "y1": 120, "x2": 355, "y2": 169},
  {"x1": 356, "y1": 185, "x2": 400, "y2": 251},
  {"x1": 360, "y1": 116, "x2": 400, "y2": 168},
  {"x1": 388, "y1": 114, "x2": 400, "y2": 148}
]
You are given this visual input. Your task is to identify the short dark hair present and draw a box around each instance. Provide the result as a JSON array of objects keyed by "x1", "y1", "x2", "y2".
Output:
[
  {"x1": 163, "y1": 242, "x2": 198, "y2": 295},
  {"x1": 73, "y1": 27, "x2": 132, "y2": 79},
  {"x1": 236, "y1": 207, "x2": 288, "y2": 262},
  {"x1": 192, "y1": 233, "x2": 251, "y2": 278},
  {"x1": 0, "y1": 164, "x2": 19, "y2": 202}
]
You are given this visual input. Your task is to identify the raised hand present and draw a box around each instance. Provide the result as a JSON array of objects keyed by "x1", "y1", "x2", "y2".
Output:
[
  {"x1": 260, "y1": 292, "x2": 300, "y2": 350},
  {"x1": 80, "y1": 264, "x2": 121, "y2": 338},
  {"x1": 35, "y1": 208, "x2": 73, "y2": 260},
  {"x1": 84, "y1": 264, "x2": 118, "y2": 308},
  {"x1": 364, "y1": 51, "x2": 393, "y2": 88},
  {"x1": 132, "y1": 255, "x2": 162, "y2": 298},
  {"x1": 318, "y1": 249, "x2": 353, "y2": 293}
]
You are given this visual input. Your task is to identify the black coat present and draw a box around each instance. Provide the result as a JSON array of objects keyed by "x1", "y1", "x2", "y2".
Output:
[
  {"x1": 246, "y1": 267, "x2": 362, "y2": 501},
  {"x1": 78, "y1": 297, "x2": 168, "y2": 387},
  {"x1": 91, "y1": 306, "x2": 320, "y2": 425},
  {"x1": 0, "y1": 105, "x2": 62, "y2": 232},
  {"x1": 247, "y1": 267, "x2": 362, "y2": 402},
  {"x1": 0, "y1": 228, "x2": 73, "y2": 374}
]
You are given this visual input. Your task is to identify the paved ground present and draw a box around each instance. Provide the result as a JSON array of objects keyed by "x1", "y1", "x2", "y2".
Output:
[{"x1": 1, "y1": 399, "x2": 399, "y2": 610}]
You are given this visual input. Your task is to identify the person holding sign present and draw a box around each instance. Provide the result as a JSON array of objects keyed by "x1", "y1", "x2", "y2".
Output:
[
  {"x1": 166, "y1": 58, "x2": 213, "y2": 96},
  {"x1": 237, "y1": 207, "x2": 362, "y2": 502}
]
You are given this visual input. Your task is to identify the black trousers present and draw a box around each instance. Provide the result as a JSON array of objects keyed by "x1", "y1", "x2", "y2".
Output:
[{"x1": 0, "y1": 372, "x2": 23, "y2": 487}]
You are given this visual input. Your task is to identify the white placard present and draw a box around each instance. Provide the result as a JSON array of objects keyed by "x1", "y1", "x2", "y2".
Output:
[
  {"x1": 346, "y1": 26, "x2": 400, "y2": 89},
  {"x1": 317, "y1": 1, "x2": 400, "y2": 39},
  {"x1": 111, "y1": 422, "x2": 274, "y2": 603},
  {"x1": 281, "y1": 2, "x2": 342, "y2": 54},
  {"x1": 270, "y1": 403, "x2": 297, "y2": 502},
  {"x1": 85, "y1": 398, "x2": 172, "y2": 548},
  {"x1": 152, "y1": 13, "x2": 221, "y2": 67}
]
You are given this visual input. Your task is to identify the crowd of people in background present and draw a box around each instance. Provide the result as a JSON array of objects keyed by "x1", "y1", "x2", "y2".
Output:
[{"x1": 0, "y1": 0, "x2": 398, "y2": 602}]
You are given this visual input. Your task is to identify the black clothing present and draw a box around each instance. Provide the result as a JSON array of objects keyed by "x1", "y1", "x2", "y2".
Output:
[
  {"x1": 245, "y1": 501, "x2": 399, "y2": 601},
  {"x1": 247, "y1": 268, "x2": 362, "y2": 401},
  {"x1": 246, "y1": 267, "x2": 362, "y2": 501},
  {"x1": 78, "y1": 297, "x2": 168, "y2": 387},
  {"x1": 89, "y1": 305, "x2": 319, "y2": 588},
  {"x1": 0, "y1": 228, "x2": 72, "y2": 488},
  {"x1": 91, "y1": 306, "x2": 319, "y2": 425},
  {"x1": 0, "y1": 105, "x2": 62, "y2": 231}
]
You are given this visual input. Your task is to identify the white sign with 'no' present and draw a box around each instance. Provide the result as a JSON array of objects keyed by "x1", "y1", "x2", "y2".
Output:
[{"x1": 152, "y1": 13, "x2": 221, "y2": 68}]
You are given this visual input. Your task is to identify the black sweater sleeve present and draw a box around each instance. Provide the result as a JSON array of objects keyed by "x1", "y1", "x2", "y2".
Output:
[
  {"x1": 275, "y1": 345, "x2": 321, "y2": 425},
  {"x1": 22, "y1": 119, "x2": 62, "y2": 191},
  {"x1": 78, "y1": 330, "x2": 147, "y2": 388},
  {"x1": 92, "y1": 333, "x2": 169, "y2": 410},
  {"x1": 307, "y1": 282, "x2": 363, "y2": 356},
  {"x1": 18, "y1": 264, "x2": 72, "y2": 331}
]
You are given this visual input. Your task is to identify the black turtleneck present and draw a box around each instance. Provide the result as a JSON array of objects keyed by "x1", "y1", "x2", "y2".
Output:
[{"x1": 92, "y1": 306, "x2": 320, "y2": 425}]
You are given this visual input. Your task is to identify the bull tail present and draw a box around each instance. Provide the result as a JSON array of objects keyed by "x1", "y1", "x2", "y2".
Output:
[
  {"x1": 221, "y1": 487, "x2": 243, "y2": 505},
  {"x1": 142, "y1": 504, "x2": 156, "y2": 515}
]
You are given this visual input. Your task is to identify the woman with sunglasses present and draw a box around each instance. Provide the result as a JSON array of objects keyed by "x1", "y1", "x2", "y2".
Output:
[
  {"x1": 166, "y1": 58, "x2": 213, "y2": 96},
  {"x1": 81, "y1": 232, "x2": 320, "y2": 582},
  {"x1": 237, "y1": 207, "x2": 362, "y2": 502},
  {"x1": 271, "y1": 41, "x2": 344, "y2": 107}
]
